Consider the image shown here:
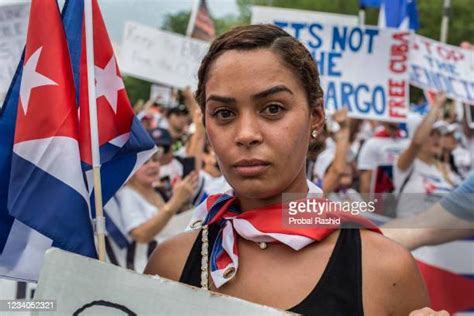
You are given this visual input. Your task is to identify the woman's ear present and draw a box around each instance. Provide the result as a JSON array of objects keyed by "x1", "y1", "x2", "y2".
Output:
[{"x1": 310, "y1": 98, "x2": 325, "y2": 132}]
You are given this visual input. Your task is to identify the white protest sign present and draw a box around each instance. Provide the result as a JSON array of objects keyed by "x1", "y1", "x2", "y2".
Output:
[
  {"x1": 120, "y1": 21, "x2": 209, "y2": 89},
  {"x1": 150, "y1": 83, "x2": 173, "y2": 106},
  {"x1": 252, "y1": 6, "x2": 410, "y2": 122},
  {"x1": 33, "y1": 248, "x2": 289, "y2": 315},
  {"x1": 410, "y1": 34, "x2": 474, "y2": 105},
  {"x1": 0, "y1": 3, "x2": 29, "y2": 106}
]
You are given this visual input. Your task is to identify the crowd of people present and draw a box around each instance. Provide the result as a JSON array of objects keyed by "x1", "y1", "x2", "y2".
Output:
[
  {"x1": 95, "y1": 24, "x2": 474, "y2": 316},
  {"x1": 102, "y1": 66, "x2": 474, "y2": 275}
]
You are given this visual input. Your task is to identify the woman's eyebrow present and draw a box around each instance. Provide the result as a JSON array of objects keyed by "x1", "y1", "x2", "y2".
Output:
[
  {"x1": 206, "y1": 85, "x2": 293, "y2": 104},
  {"x1": 206, "y1": 95, "x2": 236, "y2": 104},
  {"x1": 252, "y1": 85, "x2": 293, "y2": 100}
]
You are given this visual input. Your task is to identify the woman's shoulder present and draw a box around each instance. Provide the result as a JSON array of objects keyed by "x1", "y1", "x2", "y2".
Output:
[
  {"x1": 360, "y1": 230, "x2": 430, "y2": 315},
  {"x1": 360, "y1": 229, "x2": 423, "y2": 281},
  {"x1": 143, "y1": 229, "x2": 200, "y2": 281}
]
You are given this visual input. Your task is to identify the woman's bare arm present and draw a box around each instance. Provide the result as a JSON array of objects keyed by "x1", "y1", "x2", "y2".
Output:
[
  {"x1": 144, "y1": 230, "x2": 200, "y2": 281},
  {"x1": 361, "y1": 230, "x2": 430, "y2": 316}
]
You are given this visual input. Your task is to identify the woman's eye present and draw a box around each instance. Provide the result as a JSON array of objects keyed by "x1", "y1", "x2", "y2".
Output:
[
  {"x1": 213, "y1": 109, "x2": 235, "y2": 121},
  {"x1": 262, "y1": 104, "x2": 284, "y2": 116}
]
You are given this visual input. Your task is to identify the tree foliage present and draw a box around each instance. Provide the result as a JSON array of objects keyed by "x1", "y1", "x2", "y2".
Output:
[
  {"x1": 123, "y1": 76, "x2": 151, "y2": 106},
  {"x1": 161, "y1": 0, "x2": 473, "y2": 44},
  {"x1": 156, "y1": 0, "x2": 473, "y2": 103}
]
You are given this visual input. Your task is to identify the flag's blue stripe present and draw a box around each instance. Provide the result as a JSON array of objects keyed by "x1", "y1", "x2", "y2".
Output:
[
  {"x1": 91, "y1": 154, "x2": 137, "y2": 219},
  {"x1": 8, "y1": 154, "x2": 97, "y2": 258},
  {"x1": 100, "y1": 143, "x2": 121, "y2": 163},
  {"x1": 210, "y1": 232, "x2": 224, "y2": 271},
  {"x1": 61, "y1": 0, "x2": 84, "y2": 105},
  {"x1": 462, "y1": 273, "x2": 474, "y2": 282},
  {"x1": 124, "y1": 117, "x2": 156, "y2": 153},
  {"x1": 0, "y1": 50, "x2": 24, "y2": 254},
  {"x1": 104, "y1": 210, "x2": 129, "y2": 249}
]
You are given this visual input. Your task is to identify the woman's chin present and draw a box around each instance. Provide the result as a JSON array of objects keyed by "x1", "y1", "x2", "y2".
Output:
[{"x1": 231, "y1": 179, "x2": 284, "y2": 201}]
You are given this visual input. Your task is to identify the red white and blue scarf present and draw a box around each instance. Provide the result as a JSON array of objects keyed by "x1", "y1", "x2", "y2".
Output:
[{"x1": 188, "y1": 180, "x2": 378, "y2": 288}]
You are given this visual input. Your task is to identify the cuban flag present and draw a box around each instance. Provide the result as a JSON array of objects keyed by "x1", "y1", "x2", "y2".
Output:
[
  {"x1": 378, "y1": 0, "x2": 419, "y2": 31},
  {"x1": 0, "y1": 0, "x2": 97, "y2": 283},
  {"x1": 414, "y1": 241, "x2": 474, "y2": 314},
  {"x1": 0, "y1": 41, "x2": 52, "y2": 282},
  {"x1": 61, "y1": 0, "x2": 155, "y2": 247}
]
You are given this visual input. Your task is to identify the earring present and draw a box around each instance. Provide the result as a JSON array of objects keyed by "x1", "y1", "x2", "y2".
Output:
[{"x1": 311, "y1": 129, "x2": 318, "y2": 139}]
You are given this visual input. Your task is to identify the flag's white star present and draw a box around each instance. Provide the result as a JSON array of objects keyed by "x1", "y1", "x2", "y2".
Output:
[
  {"x1": 19, "y1": 47, "x2": 58, "y2": 115},
  {"x1": 95, "y1": 56, "x2": 124, "y2": 114}
]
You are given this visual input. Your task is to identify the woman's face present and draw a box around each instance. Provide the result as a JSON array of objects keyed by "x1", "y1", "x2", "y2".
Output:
[
  {"x1": 204, "y1": 49, "x2": 324, "y2": 202},
  {"x1": 442, "y1": 133, "x2": 457, "y2": 152},
  {"x1": 132, "y1": 154, "x2": 161, "y2": 186},
  {"x1": 420, "y1": 129, "x2": 442, "y2": 157}
]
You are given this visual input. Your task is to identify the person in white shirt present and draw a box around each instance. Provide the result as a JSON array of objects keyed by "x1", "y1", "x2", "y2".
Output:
[
  {"x1": 357, "y1": 122, "x2": 409, "y2": 196},
  {"x1": 106, "y1": 151, "x2": 198, "y2": 272},
  {"x1": 394, "y1": 94, "x2": 461, "y2": 218}
]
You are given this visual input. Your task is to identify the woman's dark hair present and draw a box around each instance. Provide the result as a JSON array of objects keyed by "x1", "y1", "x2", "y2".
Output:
[{"x1": 195, "y1": 24, "x2": 324, "y2": 112}]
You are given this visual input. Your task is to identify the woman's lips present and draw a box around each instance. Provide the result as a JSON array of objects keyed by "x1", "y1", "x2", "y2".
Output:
[{"x1": 232, "y1": 159, "x2": 270, "y2": 177}]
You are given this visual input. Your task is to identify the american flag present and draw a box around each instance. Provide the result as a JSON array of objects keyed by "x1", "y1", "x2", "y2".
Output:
[{"x1": 187, "y1": 0, "x2": 215, "y2": 41}]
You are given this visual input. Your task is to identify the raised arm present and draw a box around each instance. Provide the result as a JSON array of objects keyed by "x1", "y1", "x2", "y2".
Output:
[{"x1": 397, "y1": 93, "x2": 445, "y2": 171}]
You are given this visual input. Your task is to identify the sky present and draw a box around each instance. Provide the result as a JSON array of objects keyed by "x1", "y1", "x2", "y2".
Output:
[
  {"x1": 98, "y1": 0, "x2": 239, "y2": 43},
  {"x1": 0, "y1": 0, "x2": 240, "y2": 43}
]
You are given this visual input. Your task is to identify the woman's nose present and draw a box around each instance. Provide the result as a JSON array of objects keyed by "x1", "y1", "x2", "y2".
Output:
[{"x1": 234, "y1": 112, "x2": 263, "y2": 148}]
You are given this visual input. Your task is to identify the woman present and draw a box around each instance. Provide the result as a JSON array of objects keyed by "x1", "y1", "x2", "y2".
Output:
[
  {"x1": 145, "y1": 24, "x2": 429, "y2": 315},
  {"x1": 108, "y1": 150, "x2": 198, "y2": 272},
  {"x1": 394, "y1": 94, "x2": 461, "y2": 218}
]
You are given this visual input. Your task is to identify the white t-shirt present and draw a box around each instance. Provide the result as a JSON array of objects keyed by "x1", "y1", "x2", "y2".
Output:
[
  {"x1": 358, "y1": 135, "x2": 409, "y2": 171},
  {"x1": 105, "y1": 186, "x2": 160, "y2": 273},
  {"x1": 201, "y1": 172, "x2": 232, "y2": 195},
  {"x1": 394, "y1": 158, "x2": 461, "y2": 218},
  {"x1": 357, "y1": 132, "x2": 409, "y2": 193}
]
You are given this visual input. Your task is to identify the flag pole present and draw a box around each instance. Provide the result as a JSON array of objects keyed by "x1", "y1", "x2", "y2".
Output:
[
  {"x1": 186, "y1": 0, "x2": 200, "y2": 37},
  {"x1": 84, "y1": 0, "x2": 106, "y2": 262},
  {"x1": 440, "y1": 0, "x2": 450, "y2": 43},
  {"x1": 358, "y1": 7, "x2": 365, "y2": 25}
]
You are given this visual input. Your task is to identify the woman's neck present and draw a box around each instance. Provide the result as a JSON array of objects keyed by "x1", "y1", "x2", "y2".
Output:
[
  {"x1": 417, "y1": 152, "x2": 436, "y2": 165},
  {"x1": 237, "y1": 174, "x2": 309, "y2": 212},
  {"x1": 128, "y1": 180, "x2": 154, "y2": 194}
]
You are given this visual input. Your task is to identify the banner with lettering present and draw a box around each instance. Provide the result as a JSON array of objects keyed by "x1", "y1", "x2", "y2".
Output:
[
  {"x1": 120, "y1": 21, "x2": 209, "y2": 89},
  {"x1": 252, "y1": 6, "x2": 410, "y2": 122},
  {"x1": 410, "y1": 34, "x2": 474, "y2": 105}
]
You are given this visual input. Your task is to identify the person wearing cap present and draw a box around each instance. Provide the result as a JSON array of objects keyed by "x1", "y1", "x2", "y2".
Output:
[
  {"x1": 166, "y1": 103, "x2": 190, "y2": 153},
  {"x1": 150, "y1": 127, "x2": 187, "y2": 200},
  {"x1": 394, "y1": 93, "x2": 461, "y2": 218}
]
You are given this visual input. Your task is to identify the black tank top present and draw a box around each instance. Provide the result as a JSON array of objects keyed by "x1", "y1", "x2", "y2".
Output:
[{"x1": 179, "y1": 225, "x2": 364, "y2": 315}]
